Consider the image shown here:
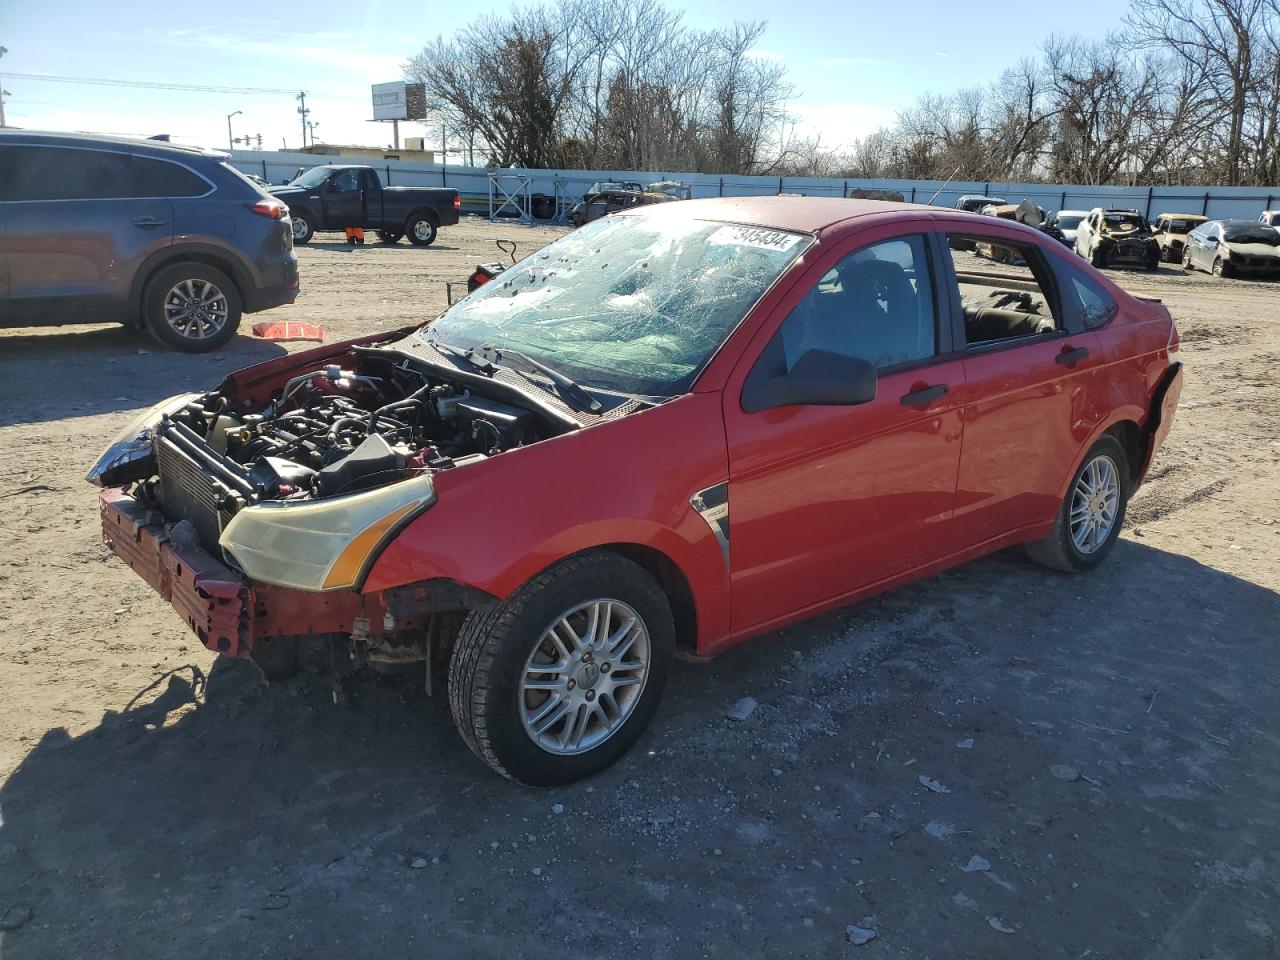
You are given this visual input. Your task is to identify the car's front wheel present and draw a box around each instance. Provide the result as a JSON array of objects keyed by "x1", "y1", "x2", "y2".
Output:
[
  {"x1": 142, "y1": 262, "x2": 242, "y2": 352},
  {"x1": 1183, "y1": 247, "x2": 1195, "y2": 271},
  {"x1": 1026, "y1": 436, "x2": 1129, "y2": 573},
  {"x1": 448, "y1": 552, "x2": 674, "y2": 785},
  {"x1": 1212, "y1": 257, "x2": 1231, "y2": 278},
  {"x1": 291, "y1": 214, "x2": 314, "y2": 245}
]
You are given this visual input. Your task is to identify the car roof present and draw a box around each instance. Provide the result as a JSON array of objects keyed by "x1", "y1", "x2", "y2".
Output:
[
  {"x1": 621, "y1": 195, "x2": 947, "y2": 234},
  {"x1": 1159, "y1": 212, "x2": 1206, "y2": 219},
  {"x1": 1056, "y1": 209, "x2": 1089, "y2": 215},
  {"x1": 1215, "y1": 218, "x2": 1275, "y2": 227},
  {"x1": 0, "y1": 128, "x2": 225, "y2": 159}
]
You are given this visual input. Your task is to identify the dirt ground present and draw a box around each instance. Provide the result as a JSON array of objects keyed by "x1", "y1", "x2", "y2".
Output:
[{"x1": 1, "y1": 217, "x2": 1277, "y2": 959}]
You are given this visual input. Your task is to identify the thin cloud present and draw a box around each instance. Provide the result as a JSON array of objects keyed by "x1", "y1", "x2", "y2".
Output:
[{"x1": 933, "y1": 51, "x2": 953, "y2": 58}]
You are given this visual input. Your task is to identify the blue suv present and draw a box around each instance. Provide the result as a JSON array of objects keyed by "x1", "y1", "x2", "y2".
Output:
[{"x1": 0, "y1": 131, "x2": 299, "y2": 352}]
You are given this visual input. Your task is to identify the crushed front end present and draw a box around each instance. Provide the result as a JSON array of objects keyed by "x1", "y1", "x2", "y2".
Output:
[{"x1": 87, "y1": 338, "x2": 578, "y2": 676}]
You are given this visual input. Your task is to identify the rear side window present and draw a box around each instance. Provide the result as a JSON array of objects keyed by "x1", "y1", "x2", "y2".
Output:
[
  {"x1": 1068, "y1": 273, "x2": 1118, "y2": 329},
  {"x1": 944, "y1": 235, "x2": 1061, "y2": 346},
  {"x1": 131, "y1": 156, "x2": 211, "y2": 197},
  {"x1": 761, "y1": 234, "x2": 938, "y2": 373},
  {"x1": 1, "y1": 146, "x2": 210, "y2": 200}
]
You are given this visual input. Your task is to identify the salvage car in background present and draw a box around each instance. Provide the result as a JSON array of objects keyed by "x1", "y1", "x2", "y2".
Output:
[
  {"x1": 568, "y1": 180, "x2": 678, "y2": 226},
  {"x1": 1074, "y1": 208, "x2": 1160, "y2": 270},
  {"x1": 1043, "y1": 209, "x2": 1088, "y2": 247},
  {"x1": 1151, "y1": 213, "x2": 1207, "y2": 263},
  {"x1": 270, "y1": 165, "x2": 460, "y2": 245},
  {"x1": 1182, "y1": 219, "x2": 1280, "y2": 277},
  {"x1": 0, "y1": 130, "x2": 298, "y2": 351},
  {"x1": 88, "y1": 198, "x2": 1183, "y2": 784}
]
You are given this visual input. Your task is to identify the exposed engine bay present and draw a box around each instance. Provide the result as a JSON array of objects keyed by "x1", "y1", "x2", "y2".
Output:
[{"x1": 130, "y1": 347, "x2": 569, "y2": 552}]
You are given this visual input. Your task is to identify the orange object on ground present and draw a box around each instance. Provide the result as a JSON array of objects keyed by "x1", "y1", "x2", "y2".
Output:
[
  {"x1": 344, "y1": 227, "x2": 365, "y2": 244},
  {"x1": 251, "y1": 320, "x2": 326, "y2": 342}
]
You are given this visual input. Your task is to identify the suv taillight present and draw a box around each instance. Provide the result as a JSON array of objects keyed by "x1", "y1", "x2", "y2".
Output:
[
  {"x1": 248, "y1": 198, "x2": 286, "y2": 220},
  {"x1": 452, "y1": 194, "x2": 461, "y2": 211}
]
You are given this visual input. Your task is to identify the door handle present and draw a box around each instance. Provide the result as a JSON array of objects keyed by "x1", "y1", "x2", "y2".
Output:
[
  {"x1": 1055, "y1": 346, "x2": 1090, "y2": 366},
  {"x1": 900, "y1": 383, "x2": 948, "y2": 407},
  {"x1": 131, "y1": 217, "x2": 167, "y2": 229}
]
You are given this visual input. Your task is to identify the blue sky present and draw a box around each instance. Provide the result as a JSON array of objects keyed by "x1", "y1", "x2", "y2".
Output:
[{"x1": 0, "y1": 0, "x2": 1129, "y2": 157}]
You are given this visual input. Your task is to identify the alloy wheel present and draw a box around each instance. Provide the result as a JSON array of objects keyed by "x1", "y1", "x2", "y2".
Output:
[
  {"x1": 292, "y1": 217, "x2": 309, "y2": 241},
  {"x1": 1069, "y1": 454, "x2": 1120, "y2": 554},
  {"x1": 163, "y1": 278, "x2": 229, "y2": 341},
  {"x1": 519, "y1": 598, "x2": 651, "y2": 756}
]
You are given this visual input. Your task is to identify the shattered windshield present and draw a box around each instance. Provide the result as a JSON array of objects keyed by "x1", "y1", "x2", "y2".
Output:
[
  {"x1": 1223, "y1": 224, "x2": 1280, "y2": 244},
  {"x1": 1103, "y1": 213, "x2": 1147, "y2": 231},
  {"x1": 419, "y1": 216, "x2": 812, "y2": 397}
]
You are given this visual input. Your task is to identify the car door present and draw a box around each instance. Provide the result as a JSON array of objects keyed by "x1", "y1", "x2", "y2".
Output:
[
  {"x1": 4, "y1": 144, "x2": 173, "y2": 315},
  {"x1": 320, "y1": 168, "x2": 366, "y2": 227},
  {"x1": 722, "y1": 229, "x2": 967, "y2": 635},
  {"x1": 939, "y1": 229, "x2": 1105, "y2": 541},
  {"x1": 1076, "y1": 212, "x2": 1096, "y2": 256}
]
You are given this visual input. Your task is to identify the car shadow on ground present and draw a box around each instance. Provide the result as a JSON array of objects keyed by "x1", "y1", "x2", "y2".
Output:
[
  {"x1": 1, "y1": 542, "x2": 1278, "y2": 959},
  {"x1": 0, "y1": 325, "x2": 287, "y2": 427},
  {"x1": 300, "y1": 241, "x2": 463, "y2": 254}
]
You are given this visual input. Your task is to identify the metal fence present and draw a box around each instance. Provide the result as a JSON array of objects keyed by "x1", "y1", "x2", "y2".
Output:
[{"x1": 230, "y1": 149, "x2": 1280, "y2": 222}]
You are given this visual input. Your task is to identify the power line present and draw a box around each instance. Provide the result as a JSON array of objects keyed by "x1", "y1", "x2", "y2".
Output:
[{"x1": 1, "y1": 71, "x2": 298, "y2": 96}]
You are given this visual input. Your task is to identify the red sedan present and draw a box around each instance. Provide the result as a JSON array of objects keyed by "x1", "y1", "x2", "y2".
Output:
[{"x1": 88, "y1": 198, "x2": 1183, "y2": 784}]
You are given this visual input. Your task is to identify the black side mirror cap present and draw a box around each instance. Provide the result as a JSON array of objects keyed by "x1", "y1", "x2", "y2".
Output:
[{"x1": 742, "y1": 349, "x2": 878, "y2": 413}]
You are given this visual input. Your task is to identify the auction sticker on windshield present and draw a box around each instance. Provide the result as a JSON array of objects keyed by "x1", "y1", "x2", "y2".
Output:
[{"x1": 707, "y1": 225, "x2": 804, "y2": 251}]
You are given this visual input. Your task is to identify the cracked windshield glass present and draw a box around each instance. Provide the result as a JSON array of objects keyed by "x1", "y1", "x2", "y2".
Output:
[{"x1": 418, "y1": 216, "x2": 812, "y2": 397}]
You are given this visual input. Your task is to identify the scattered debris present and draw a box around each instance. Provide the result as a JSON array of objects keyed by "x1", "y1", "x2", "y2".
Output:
[
  {"x1": 726, "y1": 697, "x2": 758, "y2": 721},
  {"x1": 532, "y1": 867, "x2": 543, "y2": 876},
  {"x1": 551, "y1": 803, "x2": 565, "y2": 815},
  {"x1": 925, "y1": 820, "x2": 955, "y2": 839},
  {"x1": 988, "y1": 916, "x2": 1015, "y2": 934},
  {"x1": 919, "y1": 775, "x2": 951, "y2": 794},
  {"x1": 962, "y1": 855, "x2": 991, "y2": 873},
  {"x1": 1050, "y1": 764, "x2": 1081, "y2": 782},
  {"x1": 410, "y1": 857, "x2": 428, "y2": 869},
  {"x1": 0, "y1": 484, "x2": 56, "y2": 499},
  {"x1": 956, "y1": 738, "x2": 974, "y2": 750},
  {"x1": 1147, "y1": 688, "x2": 1160, "y2": 714},
  {"x1": 251, "y1": 320, "x2": 326, "y2": 342},
  {"x1": 1008, "y1": 656, "x2": 1036, "y2": 668},
  {"x1": 951, "y1": 892, "x2": 978, "y2": 911},
  {"x1": 772, "y1": 768, "x2": 783, "y2": 777},
  {"x1": 846, "y1": 921, "x2": 877, "y2": 945}
]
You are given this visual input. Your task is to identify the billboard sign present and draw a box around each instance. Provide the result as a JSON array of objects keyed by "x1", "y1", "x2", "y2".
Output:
[{"x1": 372, "y1": 81, "x2": 428, "y2": 121}]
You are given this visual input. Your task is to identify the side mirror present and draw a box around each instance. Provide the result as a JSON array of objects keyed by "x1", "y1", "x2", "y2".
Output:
[
  {"x1": 1203, "y1": 236, "x2": 1218, "y2": 246},
  {"x1": 743, "y1": 349, "x2": 878, "y2": 413}
]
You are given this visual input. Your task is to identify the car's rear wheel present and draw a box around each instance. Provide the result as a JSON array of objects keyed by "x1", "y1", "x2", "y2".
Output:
[
  {"x1": 405, "y1": 214, "x2": 438, "y2": 246},
  {"x1": 448, "y1": 552, "x2": 674, "y2": 785},
  {"x1": 291, "y1": 214, "x2": 314, "y2": 245},
  {"x1": 142, "y1": 262, "x2": 241, "y2": 352},
  {"x1": 377, "y1": 230, "x2": 403, "y2": 244},
  {"x1": 1026, "y1": 436, "x2": 1129, "y2": 573}
]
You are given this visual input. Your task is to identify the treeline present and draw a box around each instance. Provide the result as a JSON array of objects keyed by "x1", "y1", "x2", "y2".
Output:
[
  {"x1": 406, "y1": 0, "x2": 1280, "y2": 187},
  {"x1": 405, "y1": 0, "x2": 792, "y2": 174}
]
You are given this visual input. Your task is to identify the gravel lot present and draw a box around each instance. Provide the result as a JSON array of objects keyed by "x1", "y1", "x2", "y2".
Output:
[{"x1": 1, "y1": 217, "x2": 1277, "y2": 959}]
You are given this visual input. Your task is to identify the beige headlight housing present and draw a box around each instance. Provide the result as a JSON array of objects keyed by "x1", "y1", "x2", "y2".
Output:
[{"x1": 219, "y1": 474, "x2": 436, "y2": 592}]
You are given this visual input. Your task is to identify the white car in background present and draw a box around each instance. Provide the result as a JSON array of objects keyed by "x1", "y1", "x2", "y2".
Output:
[{"x1": 1183, "y1": 219, "x2": 1280, "y2": 278}]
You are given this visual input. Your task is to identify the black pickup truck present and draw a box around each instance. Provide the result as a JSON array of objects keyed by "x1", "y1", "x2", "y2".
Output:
[{"x1": 269, "y1": 165, "x2": 459, "y2": 246}]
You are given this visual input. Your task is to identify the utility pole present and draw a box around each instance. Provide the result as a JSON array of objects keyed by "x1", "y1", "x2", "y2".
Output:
[
  {"x1": 296, "y1": 90, "x2": 310, "y2": 148},
  {"x1": 0, "y1": 46, "x2": 9, "y2": 129},
  {"x1": 307, "y1": 120, "x2": 320, "y2": 147},
  {"x1": 226, "y1": 109, "x2": 242, "y2": 152}
]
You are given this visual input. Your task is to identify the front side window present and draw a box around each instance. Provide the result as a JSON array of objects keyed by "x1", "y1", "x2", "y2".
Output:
[
  {"x1": 332, "y1": 169, "x2": 360, "y2": 191},
  {"x1": 945, "y1": 236, "x2": 1060, "y2": 346},
  {"x1": 419, "y1": 216, "x2": 812, "y2": 397},
  {"x1": 764, "y1": 235, "x2": 938, "y2": 373}
]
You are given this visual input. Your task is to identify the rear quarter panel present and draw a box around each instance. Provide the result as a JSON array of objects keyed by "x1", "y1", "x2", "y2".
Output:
[{"x1": 363, "y1": 393, "x2": 734, "y2": 649}]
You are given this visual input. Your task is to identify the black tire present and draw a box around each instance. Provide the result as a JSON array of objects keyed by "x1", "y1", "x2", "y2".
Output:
[
  {"x1": 405, "y1": 213, "x2": 438, "y2": 246},
  {"x1": 142, "y1": 262, "x2": 242, "y2": 353},
  {"x1": 1212, "y1": 258, "x2": 1231, "y2": 279},
  {"x1": 1183, "y1": 247, "x2": 1194, "y2": 271},
  {"x1": 448, "y1": 551, "x2": 674, "y2": 785},
  {"x1": 377, "y1": 230, "x2": 403, "y2": 244},
  {"x1": 290, "y1": 213, "x2": 314, "y2": 245},
  {"x1": 1026, "y1": 436, "x2": 1130, "y2": 573}
]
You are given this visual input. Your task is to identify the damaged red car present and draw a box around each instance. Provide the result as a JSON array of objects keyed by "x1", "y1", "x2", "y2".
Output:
[{"x1": 88, "y1": 198, "x2": 1183, "y2": 784}]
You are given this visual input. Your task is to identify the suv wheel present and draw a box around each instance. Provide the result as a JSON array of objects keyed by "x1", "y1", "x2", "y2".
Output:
[
  {"x1": 1026, "y1": 436, "x2": 1129, "y2": 573},
  {"x1": 142, "y1": 262, "x2": 242, "y2": 353},
  {"x1": 405, "y1": 214, "x2": 438, "y2": 246},
  {"x1": 448, "y1": 552, "x2": 674, "y2": 785},
  {"x1": 291, "y1": 214, "x2": 314, "y2": 245}
]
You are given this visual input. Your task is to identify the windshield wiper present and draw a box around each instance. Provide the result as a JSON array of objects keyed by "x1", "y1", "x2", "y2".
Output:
[
  {"x1": 476, "y1": 345, "x2": 603, "y2": 413},
  {"x1": 425, "y1": 338, "x2": 496, "y2": 375}
]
